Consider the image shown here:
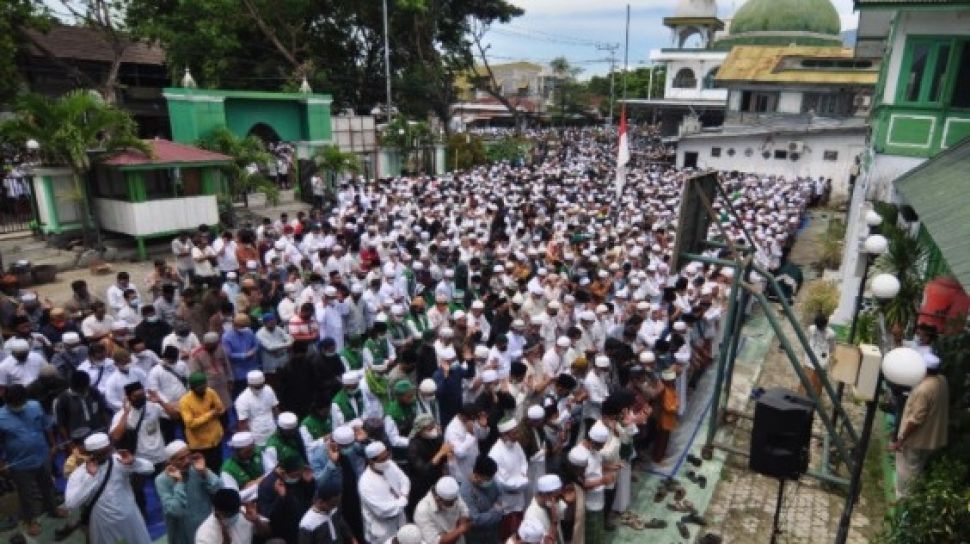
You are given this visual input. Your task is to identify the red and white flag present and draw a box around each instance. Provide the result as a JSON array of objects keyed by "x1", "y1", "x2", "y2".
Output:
[{"x1": 615, "y1": 106, "x2": 630, "y2": 200}]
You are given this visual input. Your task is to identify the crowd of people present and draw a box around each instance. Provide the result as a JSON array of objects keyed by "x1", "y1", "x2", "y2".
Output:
[{"x1": 0, "y1": 127, "x2": 822, "y2": 544}]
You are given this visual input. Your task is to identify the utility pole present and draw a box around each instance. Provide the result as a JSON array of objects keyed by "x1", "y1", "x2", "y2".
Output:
[
  {"x1": 623, "y1": 4, "x2": 630, "y2": 101},
  {"x1": 597, "y1": 43, "x2": 620, "y2": 126},
  {"x1": 383, "y1": 0, "x2": 392, "y2": 121}
]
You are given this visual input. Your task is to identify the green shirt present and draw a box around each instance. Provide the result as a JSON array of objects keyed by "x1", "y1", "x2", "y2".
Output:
[
  {"x1": 221, "y1": 454, "x2": 264, "y2": 489},
  {"x1": 301, "y1": 413, "x2": 332, "y2": 440}
]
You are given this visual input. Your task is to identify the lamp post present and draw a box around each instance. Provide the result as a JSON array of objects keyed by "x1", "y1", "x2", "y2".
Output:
[
  {"x1": 834, "y1": 272, "x2": 903, "y2": 544},
  {"x1": 382, "y1": 0, "x2": 392, "y2": 121},
  {"x1": 848, "y1": 212, "x2": 885, "y2": 343}
]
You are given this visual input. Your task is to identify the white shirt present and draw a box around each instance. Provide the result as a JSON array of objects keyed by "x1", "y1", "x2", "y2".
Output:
[
  {"x1": 213, "y1": 238, "x2": 240, "y2": 272},
  {"x1": 359, "y1": 462, "x2": 411, "y2": 544},
  {"x1": 414, "y1": 492, "x2": 470, "y2": 544},
  {"x1": 583, "y1": 370, "x2": 609, "y2": 421},
  {"x1": 110, "y1": 402, "x2": 167, "y2": 464},
  {"x1": 584, "y1": 448, "x2": 606, "y2": 511},
  {"x1": 488, "y1": 439, "x2": 529, "y2": 513},
  {"x1": 192, "y1": 246, "x2": 218, "y2": 277},
  {"x1": 445, "y1": 417, "x2": 481, "y2": 484},
  {"x1": 195, "y1": 512, "x2": 256, "y2": 544},
  {"x1": 234, "y1": 386, "x2": 279, "y2": 446},
  {"x1": 0, "y1": 353, "x2": 46, "y2": 386},
  {"x1": 76, "y1": 359, "x2": 118, "y2": 398},
  {"x1": 81, "y1": 314, "x2": 115, "y2": 340},
  {"x1": 147, "y1": 361, "x2": 188, "y2": 408}
]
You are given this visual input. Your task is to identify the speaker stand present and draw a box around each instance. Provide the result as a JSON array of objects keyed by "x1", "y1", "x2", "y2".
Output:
[{"x1": 770, "y1": 478, "x2": 785, "y2": 544}]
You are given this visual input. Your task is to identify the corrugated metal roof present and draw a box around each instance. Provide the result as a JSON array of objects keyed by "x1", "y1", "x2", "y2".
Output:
[
  {"x1": 894, "y1": 137, "x2": 970, "y2": 291},
  {"x1": 25, "y1": 24, "x2": 165, "y2": 65},
  {"x1": 715, "y1": 46, "x2": 879, "y2": 85},
  {"x1": 101, "y1": 140, "x2": 231, "y2": 167}
]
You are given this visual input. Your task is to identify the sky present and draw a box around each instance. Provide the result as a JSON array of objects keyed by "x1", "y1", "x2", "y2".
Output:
[{"x1": 485, "y1": 0, "x2": 860, "y2": 78}]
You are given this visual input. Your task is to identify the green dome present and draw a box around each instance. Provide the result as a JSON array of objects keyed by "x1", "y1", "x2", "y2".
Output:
[{"x1": 729, "y1": 0, "x2": 842, "y2": 36}]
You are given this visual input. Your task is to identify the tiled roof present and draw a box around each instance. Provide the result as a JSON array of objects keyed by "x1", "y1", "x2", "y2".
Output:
[
  {"x1": 101, "y1": 140, "x2": 231, "y2": 167},
  {"x1": 24, "y1": 24, "x2": 165, "y2": 65}
]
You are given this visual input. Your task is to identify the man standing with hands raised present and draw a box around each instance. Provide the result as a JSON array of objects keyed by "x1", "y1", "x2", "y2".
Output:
[{"x1": 155, "y1": 439, "x2": 223, "y2": 544}]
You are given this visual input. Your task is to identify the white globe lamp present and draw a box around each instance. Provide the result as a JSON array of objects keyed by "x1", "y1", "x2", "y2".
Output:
[
  {"x1": 25, "y1": 139, "x2": 39, "y2": 151},
  {"x1": 865, "y1": 210, "x2": 883, "y2": 227},
  {"x1": 881, "y1": 347, "x2": 926, "y2": 387},
  {"x1": 871, "y1": 273, "x2": 901, "y2": 300},
  {"x1": 863, "y1": 234, "x2": 888, "y2": 255}
]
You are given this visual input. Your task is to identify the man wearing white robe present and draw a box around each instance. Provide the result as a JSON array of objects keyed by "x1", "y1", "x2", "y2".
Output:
[
  {"x1": 488, "y1": 418, "x2": 529, "y2": 534},
  {"x1": 445, "y1": 407, "x2": 487, "y2": 484},
  {"x1": 359, "y1": 441, "x2": 411, "y2": 544},
  {"x1": 65, "y1": 433, "x2": 154, "y2": 544}
]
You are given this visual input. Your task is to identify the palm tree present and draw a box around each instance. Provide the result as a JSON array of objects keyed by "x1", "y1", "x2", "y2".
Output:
[
  {"x1": 313, "y1": 144, "x2": 362, "y2": 193},
  {"x1": 196, "y1": 126, "x2": 278, "y2": 211},
  {"x1": 0, "y1": 90, "x2": 148, "y2": 247}
]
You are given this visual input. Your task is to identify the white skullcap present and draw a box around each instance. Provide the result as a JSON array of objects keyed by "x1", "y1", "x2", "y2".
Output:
[
  {"x1": 482, "y1": 369, "x2": 499, "y2": 383},
  {"x1": 164, "y1": 439, "x2": 189, "y2": 459},
  {"x1": 512, "y1": 319, "x2": 525, "y2": 329},
  {"x1": 452, "y1": 310, "x2": 465, "y2": 321},
  {"x1": 277, "y1": 412, "x2": 298, "y2": 430},
  {"x1": 324, "y1": 286, "x2": 338, "y2": 297},
  {"x1": 246, "y1": 370, "x2": 265, "y2": 385},
  {"x1": 596, "y1": 304, "x2": 608, "y2": 314},
  {"x1": 111, "y1": 321, "x2": 129, "y2": 332},
  {"x1": 229, "y1": 432, "x2": 255, "y2": 448},
  {"x1": 440, "y1": 327, "x2": 454, "y2": 338},
  {"x1": 246, "y1": 260, "x2": 259, "y2": 269},
  {"x1": 471, "y1": 300, "x2": 485, "y2": 310},
  {"x1": 396, "y1": 524, "x2": 423, "y2": 544},
  {"x1": 283, "y1": 282, "x2": 297, "y2": 293},
  {"x1": 537, "y1": 474, "x2": 562, "y2": 493},
  {"x1": 662, "y1": 368, "x2": 677, "y2": 381},
  {"x1": 568, "y1": 444, "x2": 590, "y2": 466},
  {"x1": 527, "y1": 405, "x2": 545, "y2": 420},
  {"x1": 419, "y1": 378, "x2": 437, "y2": 394},
  {"x1": 84, "y1": 432, "x2": 110, "y2": 451},
  {"x1": 62, "y1": 332, "x2": 81, "y2": 345},
  {"x1": 517, "y1": 519, "x2": 546, "y2": 543},
  {"x1": 8, "y1": 338, "x2": 29, "y2": 353},
  {"x1": 636, "y1": 301, "x2": 650, "y2": 311},
  {"x1": 529, "y1": 284, "x2": 544, "y2": 295},
  {"x1": 594, "y1": 355, "x2": 611, "y2": 368},
  {"x1": 365, "y1": 441, "x2": 387, "y2": 459},
  {"x1": 351, "y1": 283, "x2": 364, "y2": 294},
  {"x1": 435, "y1": 476, "x2": 460, "y2": 500},
  {"x1": 548, "y1": 301, "x2": 561, "y2": 310},
  {"x1": 673, "y1": 321, "x2": 688, "y2": 332},
  {"x1": 639, "y1": 351, "x2": 656, "y2": 363},
  {"x1": 342, "y1": 371, "x2": 361, "y2": 385},
  {"x1": 274, "y1": 240, "x2": 285, "y2": 250},
  {"x1": 556, "y1": 336, "x2": 571, "y2": 348},
  {"x1": 333, "y1": 425, "x2": 355, "y2": 446},
  {"x1": 474, "y1": 345, "x2": 490, "y2": 358},
  {"x1": 580, "y1": 310, "x2": 596, "y2": 321},
  {"x1": 497, "y1": 418, "x2": 518, "y2": 434},
  {"x1": 589, "y1": 421, "x2": 610, "y2": 443},
  {"x1": 511, "y1": 293, "x2": 525, "y2": 305},
  {"x1": 391, "y1": 304, "x2": 406, "y2": 316},
  {"x1": 439, "y1": 346, "x2": 457, "y2": 360}
]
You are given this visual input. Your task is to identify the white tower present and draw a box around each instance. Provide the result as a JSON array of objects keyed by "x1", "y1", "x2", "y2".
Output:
[{"x1": 666, "y1": 0, "x2": 723, "y2": 49}]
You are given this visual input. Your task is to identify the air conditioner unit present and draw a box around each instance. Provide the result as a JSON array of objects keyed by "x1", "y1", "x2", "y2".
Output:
[
  {"x1": 854, "y1": 343, "x2": 883, "y2": 401},
  {"x1": 788, "y1": 141, "x2": 805, "y2": 154},
  {"x1": 853, "y1": 95, "x2": 872, "y2": 108}
]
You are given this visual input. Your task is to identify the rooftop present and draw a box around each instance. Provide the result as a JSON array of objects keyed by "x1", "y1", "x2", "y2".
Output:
[
  {"x1": 101, "y1": 139, "x2": 232, "y2": 168},
  {"x1": 716, "y1": 46, "x2": 879, "y2": 85},
  {"x1": 25, "y1": 24, "x2": 165, "y2": 65}
]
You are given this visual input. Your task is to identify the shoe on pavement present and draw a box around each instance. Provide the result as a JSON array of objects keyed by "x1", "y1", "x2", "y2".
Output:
[{"x1": 677, "y1": 521, "x2": 691, "y2": 539}]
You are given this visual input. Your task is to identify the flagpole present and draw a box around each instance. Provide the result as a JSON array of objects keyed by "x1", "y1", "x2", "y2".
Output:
[{"x1": 623, "y1": 4, "x2": 630, "y2": 101}]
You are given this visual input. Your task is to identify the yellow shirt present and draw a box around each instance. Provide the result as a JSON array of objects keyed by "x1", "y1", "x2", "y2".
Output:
[{"x1": 179, "y1": 388, "x2": 224, "y2": 449}]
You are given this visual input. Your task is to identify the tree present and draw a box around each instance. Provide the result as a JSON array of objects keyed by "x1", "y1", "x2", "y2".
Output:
[
  {"x1": 196, "y1": 126, "x2": 277, "y2": 208},
  {"x1": 468, "y1": 22, "x2": 522, "y2": 133},
  {"x1": 313, "y1": 144, "x2": 362, "y2": 188},
  {"x1": 587, "y1": 66, "x2": 667, "y2": 121},
  {"x1": 382, "y1": 116, "x2": 434, "y2": 174},
  {"x1": 0, "y1": 1, "x2": 51, "y2": 105},
  {"x1": 0, "y1": 91, "x2": 149, "y2": 246}
]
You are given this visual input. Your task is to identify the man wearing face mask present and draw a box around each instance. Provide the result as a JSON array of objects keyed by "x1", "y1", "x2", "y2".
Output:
[
  {"x1": 0, "y1": 384, "x2": 68, "y2": 536},
  {"x1": 406, "y1": 414, "x2": 452, "y2": 519},
  {"x1": 298, "y1": 476, "x2": 356, "y2": 543},
  {"x1": 263, "y1": 411, "x2": 309, "y2": 469},
  {"x1": 134, "y1": 304, "x2": 172, "y2": 356},
  {"x1": 104, "y1": 348, "x2": 148, "y2": 413},
  {"x1": 64, "y1": 432, "x2": 154, "y2": 544},
  {"x1": 110, "y1": 381, "x2": 177, "y2": 515},
  {"x1": 257, "y1": 453, "x2": 317, "y2": 542},
  {"x1": 178, "y1": 372, "x2": 225, "y2": 471},
  {"x1": 235, "y1": 370, "x2": 280, "y2": 447},
  {"x1": 0, "y1": 339, "x2": 45, "y2": 399},
  {"x1": 461, "y1": 455, "x2": 503, "y2": 544},
  {"x1": 155, "y1": 439, "x2": 223, "y2": 544},
  {"x1": 319, "y1": 424, "x2": 367, "y2": 542},
  {"x1": 416, "y1": 378, "x2": 444, "y2": 426},
  {"x1": 75, "y1": 342, "x2": 117, "y2": 400},
  {"x1": 359, "y1": 440, "x2": 411, "y2": 544},
  {"x1": 196, "y1": 487, "x2": 271, "y2": 544},
  {"x1": 414, "y1": 475, "x2": 472, "y2": 544},
  {"x1": 221, "y1": 431, "x2": 265, "y2": 503},
  {"x1": 489, "y1": 417, "x2": 530, "y2": 540},
  {"x1": 521, "y1": 474, "x2": 564, "y2": 544},
  {"x1": 331, "y1": 371, "x2": 374, "y2": 428}
]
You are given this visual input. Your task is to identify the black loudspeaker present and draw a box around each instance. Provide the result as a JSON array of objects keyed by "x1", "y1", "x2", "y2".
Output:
[{"x1": 749, "y1": 388, "x2": 814, "y2": 480}]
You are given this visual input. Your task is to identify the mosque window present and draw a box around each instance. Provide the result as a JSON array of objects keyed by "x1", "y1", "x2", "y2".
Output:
[
  {"x1": 673, "y1": 68, "x2": 698, "y2": 89},
  {"x1": 703, "y1": 67, "x2": 720, "y2": 89},
  {"x1": 711, "y1": 147, "x2": 722, "y2": 158},
  {"x1": 897, "y1": 38, "x2": 970, "y2": 106},
  {"x1": 773, "y1": 150, "x2": 788, "y2": 160},
  {"x1": 823, "y1": 151, "x2": 839, "y2": 161}
]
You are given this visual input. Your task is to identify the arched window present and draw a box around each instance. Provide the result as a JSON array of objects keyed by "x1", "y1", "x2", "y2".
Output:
[
  {"x1": 703, "y1": 67, "x2": 720, "y2": 89},
  {"x1": 673, "y1": 68, "x2": 697, "y2": 89}
]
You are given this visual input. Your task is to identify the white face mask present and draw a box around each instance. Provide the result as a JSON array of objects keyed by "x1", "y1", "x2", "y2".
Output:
[{"x1": 372, "y1": 460, "x2": 390, "y2": 471}]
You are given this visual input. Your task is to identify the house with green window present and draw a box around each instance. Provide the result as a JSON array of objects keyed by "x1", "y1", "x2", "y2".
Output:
[{"x1": 833, "y1": 0, "x2": 970, "y2": 323}]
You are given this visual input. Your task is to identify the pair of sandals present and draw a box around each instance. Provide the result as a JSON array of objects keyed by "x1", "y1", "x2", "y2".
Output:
[
  {"x1": 686, "y1": 470, "x2": 708, "y2": 489},
  {"x1": 653, "y1": 477, "x2": 686, "y2": 503},
  {"x1": 667, "y1": 498, "x2": 695, "y2": 513},
  {"x1": 618, "y1": 511, "x2": 667, "y2": 530}
]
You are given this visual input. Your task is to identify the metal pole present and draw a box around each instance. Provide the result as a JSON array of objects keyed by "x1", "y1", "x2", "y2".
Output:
[
  {"x1": 848, "y1": 255, "x2": 873, "y2": 344},
  {"x1": 623, "y1": 4, "x2": 630, "y2": 101},
  {"x1": 383, "y1": 0, "x2": 392, "y2": 120},
  {"x1": 705, "y1": 258, "x2": 743, "y2": 449},
  {"x1": 834, "y1": 372, "x2": 883, "y2": 544}
]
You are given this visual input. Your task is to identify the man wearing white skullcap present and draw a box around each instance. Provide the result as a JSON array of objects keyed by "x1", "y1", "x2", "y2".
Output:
[
  {"x1": 155, "y1": 438, "x2": 222, "y2": 544},
  {"x1": 65, "y1": 432, "x2": 155, "y2": 544},
  {"x1": 391, "y1": 523, "x2": 424, "y2": 544},
  {"x1": 221, "y1": 431, "x2": 263, "y2": 503},
  {"x1": 488, "y1": 417, "x2": 529, "y2": 538},
  {"x1": 521, "y1": 474, "x2": 563, "y2": 541},
  {"x1": 414, "y1": 475, "x2": 470, "y2": 543},
  {"x1": 360, "y1": 439, "x2": 411, "y2": 543},
  {"x1": 0, "y1": 338, "x2": 46, "y2": 390},
  {"x1": 234, "y1": 369, "x2": 279, "y2": 446},
  {"x1": 261, "y1": 411, "x2": 304, "y2": 470}
]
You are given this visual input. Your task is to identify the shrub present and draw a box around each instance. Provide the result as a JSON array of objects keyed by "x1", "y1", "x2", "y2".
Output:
[
  {"x1": 876, "y1": 457, "x2": 970, "y2": 544},
  {"x1": 801, "y1": 280, "x2": 839, "y2": 322}
]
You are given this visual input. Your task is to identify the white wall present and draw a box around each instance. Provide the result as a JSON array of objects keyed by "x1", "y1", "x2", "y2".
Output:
[
  {"x1": 677, "y1": 131, "x2": 866, "y2": 197},
  {"x1": 94, "y1": 195, "x2": 218, "y2": 237},
  {"x1": 865, "y1": 153, "x2": 925, "y2": 202},
  {"x1": 778, "y1": 92, "x2": 803, "y2": 115},
  {"x1": 663, "y1": 57, "x2": 728, "y2": 102},
  {"x1": 882, "y1": 9, "x2": 970, "y2": 105}
]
